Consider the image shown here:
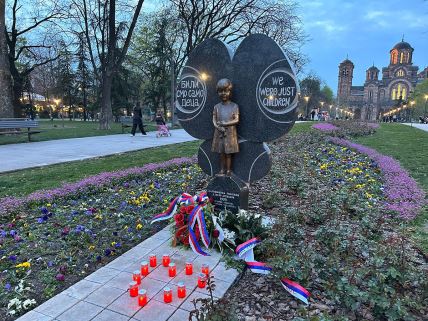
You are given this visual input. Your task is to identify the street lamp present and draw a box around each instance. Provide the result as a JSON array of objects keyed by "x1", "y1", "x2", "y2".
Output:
[
  {"x1": 303, "y1": 96, "x2": 310, "y2": 119},
  {"x1": 54, "y1": 98, "x2": 64, "y2": 128},
  {"x1": 424, "y1": 94, "x2": 428, "y2": 119}
]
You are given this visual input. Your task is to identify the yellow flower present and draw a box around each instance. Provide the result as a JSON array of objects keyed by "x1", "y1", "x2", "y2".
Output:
[
  {"x1": 320, "y1": 164, "x2": 328, "y2": 170},
  {"x1": 46, "y1": 203, "x2": 52, "y2": 207},
  {"x1": 15, "y1": 262, "x2": 31, "y2": 269},
  {"x1": 88, "y1": 245, "x2": 95, "y2": 251},
  {"x1": 95, "y1": 214, "x2": 103, "y2": 220},
  {"x1": 365, "y1": 192, "x2": 373, "y2": 199},
  {"x1": 136, "y1": 223, "x2": 143, "y2": 230},
  {"x1": 111, "y1": 242, "x2": 116, "y2": 247},
  {"x1": 149, "y1": 183, "x2": 154, "y2": 189}
]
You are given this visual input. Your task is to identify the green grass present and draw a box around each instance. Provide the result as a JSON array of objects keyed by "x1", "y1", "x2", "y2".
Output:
[
  {"x1": 354, "y1": 123, "x2": 428, "y2": 252},
  {"x1": 0, "y1": 122, "x2": 311, "y2": 199},
  {"x1": 0, "y1": 119, "x2": 157, "y2": 145},
  {"x1": 0, "y1": 140, "x2": 201, "y2": 198}
]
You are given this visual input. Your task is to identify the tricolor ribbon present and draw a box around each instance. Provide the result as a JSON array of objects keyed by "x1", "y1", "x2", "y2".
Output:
[
  {"x1": 235, "y1": 238, "x2": 311, "y2": 304},
  {"x1": 281, "y1": 278, "x2": 310, "y2": 305},
  {"x1": 151, "y1": 192, "x2": 212, "y2": 256}
]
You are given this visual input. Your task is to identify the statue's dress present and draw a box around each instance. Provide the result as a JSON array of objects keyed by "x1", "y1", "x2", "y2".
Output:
[{"x1": 211, "y1": 102, "x2": 239, "y2": 154}]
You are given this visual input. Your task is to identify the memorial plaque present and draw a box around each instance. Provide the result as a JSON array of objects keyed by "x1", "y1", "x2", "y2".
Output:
[{"x1": 206, "y1": 176, "x2": 249, "y2": 213}]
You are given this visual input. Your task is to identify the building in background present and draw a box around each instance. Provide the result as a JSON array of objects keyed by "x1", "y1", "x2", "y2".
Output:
[{"x1": 337, "y1": 40, "x2": 427, "y2": 120}]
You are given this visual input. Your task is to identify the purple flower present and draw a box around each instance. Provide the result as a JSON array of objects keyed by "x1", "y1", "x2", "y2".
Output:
[
  {"x1": 40, "y1": 207, "x2": 49, "y2": 214},
  {"x1": 104, "y1": 249, "x2": 111, "y2": 256},
  {"x1": 10, "y1": 230, "x2": 16, "y2": 236},
  {"x1": 330, "y1": 137, "x2": 426, "y2": 219},
  {"x1": 5, "y1": 283, "x2": 11, "y2": 291},
  {"x1": 56, "y1": 273, "x2": 65, "y2": 281},
  {"x1": 96, "y1": 255, "x2": 102, "y2": 262},
  {"x1": 37, "y1": 218, "x2": 44, "y2": 223},
  {"x1": 115, "y1": 242, "x2": 122, "y2": 248},
  {"x1": 48, "y1": 261, "x2": 54, "y2": 267},
  {"x1": 9, "y1": 255, "x2": 17, "y2": 262},
  {"x1": 312, "y1": 123, "x2": 339, "y2": 132}
]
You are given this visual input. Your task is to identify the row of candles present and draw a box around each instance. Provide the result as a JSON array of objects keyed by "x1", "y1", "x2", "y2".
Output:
[{"x1": 128, "y1": 254, "x2": 210, "y2": 306}]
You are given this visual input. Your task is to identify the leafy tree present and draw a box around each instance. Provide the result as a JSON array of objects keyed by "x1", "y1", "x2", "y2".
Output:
[
  {"x1": 410, "y1": 79, "x2": 428, "y2": 118},
  {"x1": 321, "y1": 85, "x2": 334, "y2": 104},
  {"x1": 130, "y1": 8, "x2": 179, "y2": 118}
]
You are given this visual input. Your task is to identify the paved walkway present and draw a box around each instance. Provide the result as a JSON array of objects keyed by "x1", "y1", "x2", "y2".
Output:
[
  {"x1": 0, "y1": 129, "x2": 197, "y2": 173},
  {"x1": 16, "y1": 226, "x2": 238, "y2": 321},
  {"x1": 402, "y1": 123, "x2": 428, "y2": 132}
]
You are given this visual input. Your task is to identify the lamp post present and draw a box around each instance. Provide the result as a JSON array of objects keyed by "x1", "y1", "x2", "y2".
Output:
[
  {"x1": 304, "y1": 96, "x2": 310, "y2": 119},
  {"x1": 424, "y1": 94, "x2": 428, "y2": 120},
  {"x1": 54, "y1": 99, "x2": 63, "y2": 128},
  {"x1": 410, "y1": 101, "x2": 415, "y2": 127}
]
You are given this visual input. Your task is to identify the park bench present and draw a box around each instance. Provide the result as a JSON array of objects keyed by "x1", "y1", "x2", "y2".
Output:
[
  {"x1": 0, "y1": 118, "x2": 41, "y2": 142},
  {"x1": 120, "y1": 116, "x2": 133, "y2": 133},
  {"x1": 120, "y1": 116, "x2": 147, "y2": 133}
]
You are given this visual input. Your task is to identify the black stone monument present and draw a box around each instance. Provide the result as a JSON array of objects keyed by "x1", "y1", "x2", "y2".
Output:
[{"x1": 176, "y1": 34, "x2": 299, "y2": 213}]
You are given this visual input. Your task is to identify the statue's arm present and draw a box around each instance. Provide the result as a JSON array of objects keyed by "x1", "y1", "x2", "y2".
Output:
[
  {"x1": 213, "y1": 106, "x2": 225, "y2": 132},
  {"x1": 221, "y1": 104, "x2": 239, "y2": 126}
]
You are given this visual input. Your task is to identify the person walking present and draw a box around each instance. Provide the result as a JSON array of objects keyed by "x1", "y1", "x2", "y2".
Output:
[{"x1": 131, "y1": 102, "x2": 147, "y2": 136}]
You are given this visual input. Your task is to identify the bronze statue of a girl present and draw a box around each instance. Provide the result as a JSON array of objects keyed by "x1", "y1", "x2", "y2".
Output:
[{"x1": 211, "y1": 78, "x2": 239, "y2": 175}]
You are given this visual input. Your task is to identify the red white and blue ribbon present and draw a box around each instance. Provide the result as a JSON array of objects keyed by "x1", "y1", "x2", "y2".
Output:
[
  {"x1": 188, "y1": 204, "x2": 211, "y2": 256},
  {"x1": 236, "y1": 237, "x2": 271, "y2": 274},
  {"x1": 151, "y1": 192, "x2": 212, "y2": 256},
  {"x1": 281, "y1": 278, "x2": 310, "y2": 305},
  {"x1": 150, "y1": 193, "x2": 193, "y2": 224},
  {"x1": 235, "y1": 238, "x2": 310, "y2": 304}
]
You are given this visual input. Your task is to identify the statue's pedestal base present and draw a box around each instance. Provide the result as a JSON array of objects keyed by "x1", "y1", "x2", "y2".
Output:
[{"x1": 206, "y1": 174, "x2": 249, "y2": 213}]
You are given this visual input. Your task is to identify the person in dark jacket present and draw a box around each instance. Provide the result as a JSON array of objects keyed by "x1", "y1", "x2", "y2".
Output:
[
  {"x1": 131, "y1": 102, "x2": 147, "y2": 136},
  {"x1": 155, "y1": 112, "x2": 166, "y2": 125}
]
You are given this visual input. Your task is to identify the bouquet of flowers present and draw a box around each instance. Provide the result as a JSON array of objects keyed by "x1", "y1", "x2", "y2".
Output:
[{"x1": 151, "y1": 192, "x2": 268, "y2": 256}]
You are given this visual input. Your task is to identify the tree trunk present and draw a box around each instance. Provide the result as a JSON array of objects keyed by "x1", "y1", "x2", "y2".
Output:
[
  {"x1": 0, "y1": 0, "x2": 14, "y2": 118},
  {"x1": 99, "y1": 72, "x2": 113, "y2": 129}
]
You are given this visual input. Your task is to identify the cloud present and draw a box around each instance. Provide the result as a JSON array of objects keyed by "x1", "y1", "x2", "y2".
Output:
[{"x1": 306, "y1": 20, "x2": 347, "y2": 33}]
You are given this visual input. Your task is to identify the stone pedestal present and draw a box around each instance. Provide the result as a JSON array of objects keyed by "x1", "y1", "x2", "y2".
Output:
[{"x1": 206, "y1": 175, "x2": 249, "y2": 213}]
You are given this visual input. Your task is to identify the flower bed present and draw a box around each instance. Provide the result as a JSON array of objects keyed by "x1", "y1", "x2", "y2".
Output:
[
  {"x1": 311, "y1": 123, "x2": 339, "y2": 132},
  {"x1": 1, "y1": 133, "x2": 426, "y2": 321},
  {"x1": 329, "y1": 137, "x2": 426, "y2": 219},
  {"x1": 0, "y1": 160, "x2": 204, "y2": 319},
  {"x1": 215, "y1": 132, "x2": 427, "y2": 321}
]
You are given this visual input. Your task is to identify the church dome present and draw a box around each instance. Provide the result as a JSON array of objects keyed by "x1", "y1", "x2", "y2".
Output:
[{"x1": 391, "y1": 41, "x2": 413, "y2": 51}]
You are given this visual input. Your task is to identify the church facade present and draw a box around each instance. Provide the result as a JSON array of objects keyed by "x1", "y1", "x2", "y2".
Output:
[{"x1": 337, "y1": 40, "x2": 428, "y2": 120}]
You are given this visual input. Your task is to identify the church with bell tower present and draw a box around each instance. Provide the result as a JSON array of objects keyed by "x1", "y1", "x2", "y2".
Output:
[{"x1": 336, "y1": 39, "x2": 427, "y2": 120}]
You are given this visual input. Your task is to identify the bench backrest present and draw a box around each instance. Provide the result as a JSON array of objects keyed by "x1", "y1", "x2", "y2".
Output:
[
  {"x1": 0, "y1": 118, "x2": 39, "y2": 129},
  {"x1": 120, "y1": 116, "x2": 133, "y2": 124}
]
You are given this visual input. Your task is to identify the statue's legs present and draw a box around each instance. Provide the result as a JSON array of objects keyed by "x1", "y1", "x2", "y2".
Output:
[
  {"x1": 226, "y1": 154, "x2": 232, "y2": 176},
  {"x1": 219, "y1": 153, "x2": 226, "y2": 174}
]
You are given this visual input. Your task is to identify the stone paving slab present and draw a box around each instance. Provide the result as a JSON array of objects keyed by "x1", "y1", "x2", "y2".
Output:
[
  {"x1": 0, "y1": 129, "x2": 197, "y2": 173},
  {"x1": 17, "y1": 225, "x2": 239, "y2": 321}
]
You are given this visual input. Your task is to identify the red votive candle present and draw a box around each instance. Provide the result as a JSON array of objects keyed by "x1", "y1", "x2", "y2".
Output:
[
  {"x1": 201, "y1": 264, "x2": 209, "y2": 276},
  {"x1": 197, "y1": 273, "x2": 206, "y2": 288},
  {"x1": 162, "y1": 254, "x2": 170, "y2": 267},
  {"x1": 168, "y1": 263, "x2": 176, "y2": 277},
  {"x1": 140, "y1": 261, "x2": 149, "y2": 276},
  {"x1": 129, "y1": 281, "x2": 138, "y2": 297},
  {"x1": 185, "y1": 262, "x2": 193, "y2": 275},
  {"x1": 133, "y1": 270, "x2": 141, "y2": 285},
  {"x1": 163, "y1": 287, "x2": 172, "y2": 303},
  {"x1": 138, "y1": 289, "x2": 147, "y2": 307},
  {"x1": 177, "y1": 282, "x2": 186, "y2": 298},
  {"x1": 149, "y1": 254, "x2": 157, "y2": 267}
]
